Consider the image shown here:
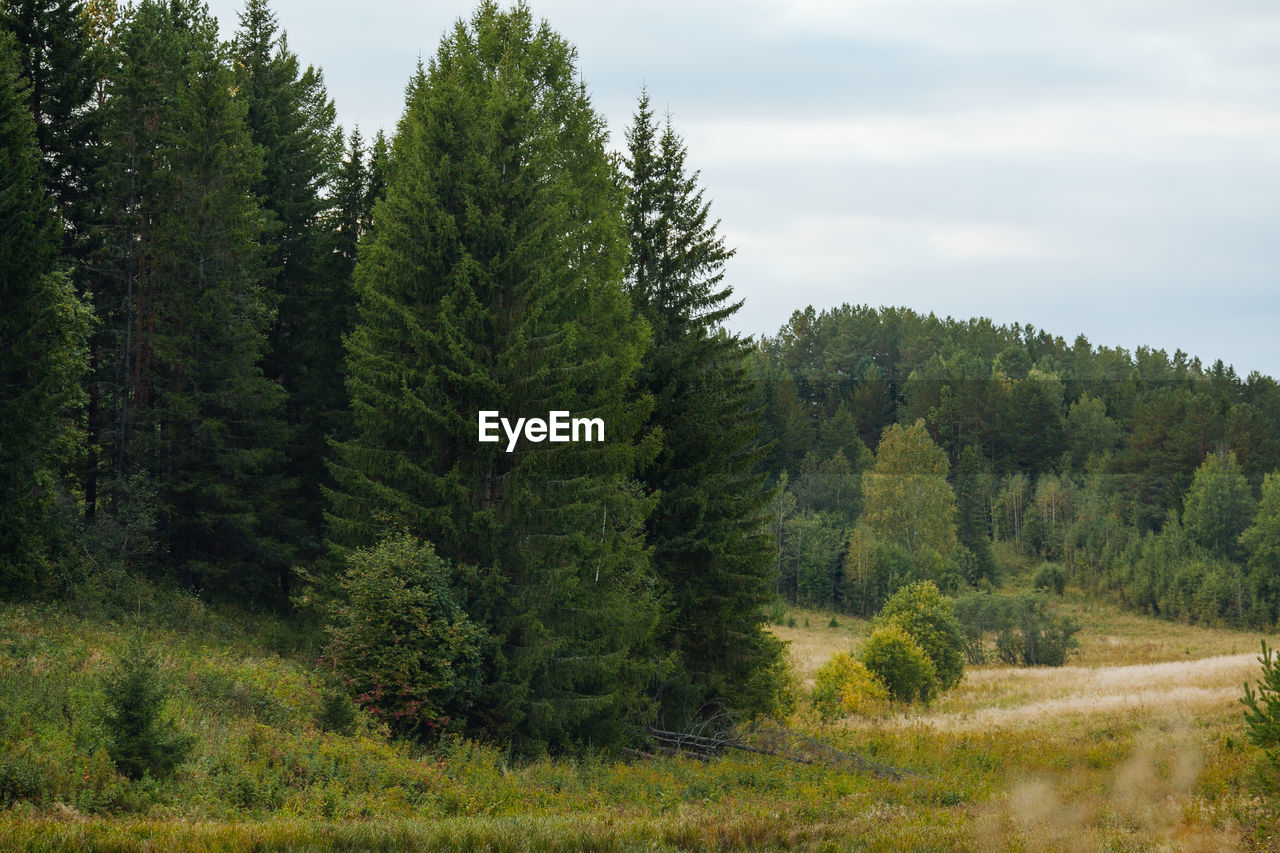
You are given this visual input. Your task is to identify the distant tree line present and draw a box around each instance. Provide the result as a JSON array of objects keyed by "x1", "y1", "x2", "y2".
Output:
[{"x1": 754, "y1": 304, "x2": 1280, "y2": 627}]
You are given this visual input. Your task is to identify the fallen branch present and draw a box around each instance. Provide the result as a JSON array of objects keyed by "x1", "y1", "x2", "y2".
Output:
[{"x1": 645, "y1": 723, "x2": 914, "y2": 780}]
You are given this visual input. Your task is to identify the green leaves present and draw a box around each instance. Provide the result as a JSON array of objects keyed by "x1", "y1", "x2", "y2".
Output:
[
  {"x1": 875, "y1": 580, "x2": 965, "y2": 691},
  {"x1": 1182, "y1": 451, "x2": 1255, "y2": 559},
  {"x1": 325, "y1": 533, "x2": 488, "y2": 738},
  {"x1": 862, "y1": 420, "x2": 959, "y2": 572}
]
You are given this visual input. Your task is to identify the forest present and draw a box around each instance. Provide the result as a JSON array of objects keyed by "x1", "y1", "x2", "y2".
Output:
[{"x1": 4, "y1": 0, "x2": 1280, "y2": 849}]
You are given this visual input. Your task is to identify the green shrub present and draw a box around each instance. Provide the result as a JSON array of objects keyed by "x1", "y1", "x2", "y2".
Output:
[
  {"x1": 766, "y1": 599, "x2": 786, "y2": 625},
  {"x1": 876, "y1": 581, "x2": 965, "y2": 690},
  {"x1": 0, "y1": 752, "x2": 47, "y2": 806},
  {"x1": 100, "y1": 635, "x2": 194, "y2": 780},
  {"x1": 860, "y1": 625, "x2": 937, "y2": 703},
  {"x1": 1242, "y1": 640, "x2": 1280, "y2": 762},
  {"x1": 810, "y1": 652, "x2": 887, "y2": 721},
  {"x1": 956, "y1": 591, "x2": 1080, "y2": 667},
  {"x1": 1032, "y1": 562, "x2": 1067, "y2": 596},
  {"x1": 317, "y1": 686, "x2": 360, "y2": 736},
  {"x1": 325, "y1": 532, "x2": 490, "y2": 739},
  {"x1": 995, "y1": 596, "x2": 1080, "y2": 667}
]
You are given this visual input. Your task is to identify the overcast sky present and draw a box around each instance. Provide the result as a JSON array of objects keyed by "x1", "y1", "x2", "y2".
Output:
[{"x1": 206, "y1": 0, "x2": 1280, "y2": 377}]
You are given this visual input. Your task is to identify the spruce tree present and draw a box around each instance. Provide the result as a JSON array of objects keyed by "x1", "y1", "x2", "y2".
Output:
[
  {"x1": 93, "y1": 0, "x2": 290, "y2": 597},
  {"x1": 3, "y1": 0, "x2": 104, "y2": 521},
  {"x1": 0, "y1": 30, "x2": 90, "y2": 593},
  {"x1": 328, "y1": 2, "x2": 658, "y2": 751},
  {"x1": 621, "y1": 93, "x2": 787, "y2": 725},
  {"x1": 232, "y1": 0, "x2": 342, "y2": 565},
  {"x1": 0, "y1": 0, "x2": 99, "y2": 238}
]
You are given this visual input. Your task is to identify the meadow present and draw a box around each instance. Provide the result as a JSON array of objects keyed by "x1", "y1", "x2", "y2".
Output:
[{"x1": 2, "y1": 582, "x2": 1278, "y2": 851}]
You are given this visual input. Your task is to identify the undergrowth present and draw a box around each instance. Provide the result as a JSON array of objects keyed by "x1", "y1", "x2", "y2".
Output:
[{"x1": 1, "y1": 583, "x2": 1277, "y2": 851}]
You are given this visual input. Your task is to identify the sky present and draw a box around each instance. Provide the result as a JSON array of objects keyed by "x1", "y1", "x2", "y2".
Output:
[{"x1": 206, "y1": 0, "x2": 1280, "y2": 377}]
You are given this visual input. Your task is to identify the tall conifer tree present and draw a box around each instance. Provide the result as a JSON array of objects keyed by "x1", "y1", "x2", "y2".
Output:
[
  {"x1": 0, "y1": 31, "x2": 91, "y2": 592},
  {"x1": 232, "y1": 0, "x2": 342, "y2": 564},
  {"x1": 3, "y1": 0, "x2": 105, "y2": 520},
  {"x1": 621, "y1": 94, "x2": 787, "y2": 725},
  {"x1": 0, "y1": 0, "x2": 99, "y2": 239},
  {"x1": 328, "y1": 2, "x2": 658, "y2": 751},
  {"x1": 93, "y1": 0, "x2": 289, "y2": 597}
]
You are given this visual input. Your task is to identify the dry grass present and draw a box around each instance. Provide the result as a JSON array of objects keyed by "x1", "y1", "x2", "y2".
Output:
[
  {"x1": 768, "y1": 606, "x2": 868, "y2": 686},
  {"x1": 4, "y1": 594, "x2": 1278, "y2": 851},
  {"x1": 879, "y1": 652, "x2": 1263, "y2": 732},
  {"x1": 774, "y1": 596, "x2": 1276, "y2": 733},
  {"x1": 1063, "y1": 592, "x2": 1262, "y2": 666}
]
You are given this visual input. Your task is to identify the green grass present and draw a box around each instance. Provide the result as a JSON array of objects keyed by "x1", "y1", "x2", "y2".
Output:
[{"x1": 2, "y1": 581, "x2": 1278, "y2": 851}]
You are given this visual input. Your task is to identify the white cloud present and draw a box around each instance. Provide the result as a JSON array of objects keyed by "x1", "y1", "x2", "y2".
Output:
[{"x1": 196, "y1": 0, "x2": 1280, "y2": 376}]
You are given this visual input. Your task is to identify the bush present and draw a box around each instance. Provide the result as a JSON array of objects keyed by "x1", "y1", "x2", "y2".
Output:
[
  {"x1": 810, "y1": 653, "x2": 887, "y2": 721},
  {"x1": 1032, "y1": 562, "x2": 1067, "y2": 596},
  {"x1": 956, "y1": 591, "x2": 1080, "y2": 667},
  {"x1": 997, "y1": 598, "x2": 1080, "y2": 667},
  {"x1": 860, "y1": 625, "x2": 937, "y2": 703},
  {"x1": 1242, "y1": 640, "x2": 1280, "y2": 763},
  {"x1": 101, "y1": 635, "x2": 194, "y2": 780},
  {"x1": 325, "y1": 532, "x2": 490, "y2": 739},
  {"x1": 316, "y1": 686, "x2": 360, "y2": 736},
  {"x1": 875, "y1": 581, "x2": 965, "y2": 690}
]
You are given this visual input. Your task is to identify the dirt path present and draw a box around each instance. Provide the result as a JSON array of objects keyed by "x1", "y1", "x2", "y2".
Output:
[{"x1": 871, "y1": 653, "x2": 1264, "y2": 731}]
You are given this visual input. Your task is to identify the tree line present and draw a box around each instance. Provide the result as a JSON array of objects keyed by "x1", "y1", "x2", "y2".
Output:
[
  {"x1": 755, "y1": 304, "x2": 1280, "y2": 627},
  {"x1": 1, "y1": 0, "x2": 784, "y2": 752},
  {"x1": 6, "y1": 0, "x2": 1280, "y2": 754}
]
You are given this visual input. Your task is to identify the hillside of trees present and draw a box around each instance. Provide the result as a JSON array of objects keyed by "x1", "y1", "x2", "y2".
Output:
[
  {"x1": 4, "y1": 0, "x2": 1280, "y2": 760},
  {"x1": 755, "y1": 304, "x2": 1280, "y2": 627}
]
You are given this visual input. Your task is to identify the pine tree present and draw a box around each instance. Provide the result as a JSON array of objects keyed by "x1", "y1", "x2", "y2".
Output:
[
  {"x1": 621, "y1": 93, "x2": 787, "y2": 725},
  {"x1": 93, "y1": 0, "x2": 289, "y2": 597},
  {"x1": 3, "y1": 0, "x2": 105, "y2": 521},
  {"x1": 0, "y1": 30, "x2": 91, "y2": 593},
  {"x1": 327, "y1": 2, "x2": 658, "y2": 751},
  {"x1": 232, "y1": 0, "x2": 342, "y2": 566},
  {"x1": 0, "y1": 0, "x2": 99, "y2": 238}
]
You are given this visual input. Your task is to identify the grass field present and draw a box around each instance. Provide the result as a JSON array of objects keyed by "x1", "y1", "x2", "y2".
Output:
[{"x1": 2, "y1": 586, "x2": 1279, "y2": 851}]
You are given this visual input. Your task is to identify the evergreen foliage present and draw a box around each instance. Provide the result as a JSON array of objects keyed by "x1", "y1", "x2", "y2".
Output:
[
  {"x1": 0, "y1": 30, "x2": 91, "y2": 593},
  {"x1": 954, "y1": 445, "x2": 997, "y2": 584},
  {"x1": 327, "y1": 2, "x2": 659, "y2": 751},
  {"x1": 232, "y1": 0, "x2": 344, "y2": 566},
  {"x1": 100, "y1": 635, "x2": 194, "y2": 780},
  {"x1": 92, "y1": 0, "x2": 291, "y2": 597},
  {"x1": 621, "y1": 92, "x2": 786, "y2": 726},
  {"x1": 0, "y1": 0, "x2": 99, "y2": 240},
  {"x1": 1242, "y1": 640, "x2": 1280, "y2": 763}
]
